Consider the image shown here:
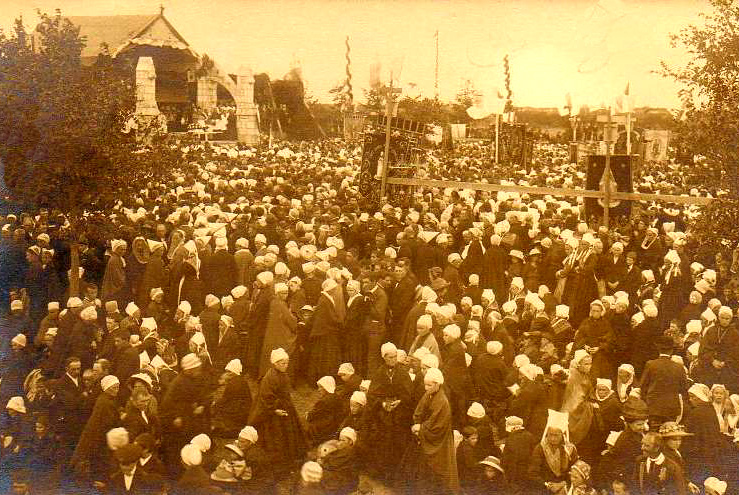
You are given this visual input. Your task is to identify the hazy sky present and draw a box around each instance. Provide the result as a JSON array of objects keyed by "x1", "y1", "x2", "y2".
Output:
[{"x1": 0, "y1": 0, "x2": 706, "y2": 109}]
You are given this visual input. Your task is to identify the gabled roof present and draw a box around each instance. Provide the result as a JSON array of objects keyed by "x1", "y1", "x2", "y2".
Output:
[
  {"x1": 37, "y1": 12, "x2": 197, "y2": 63},
  {"x1": 63, "y1": 15, "x2": 157, "y2": 60}
]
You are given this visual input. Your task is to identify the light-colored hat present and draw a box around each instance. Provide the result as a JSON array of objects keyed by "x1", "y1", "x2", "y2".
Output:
[
  {"x1": 238, "y1": 426, "x2": 258, "y2": 443},
  {"x1": 205, "y1": 294, "x2": 220, "y2": 307},
  {"x1": 596, "y1": 378, "x2": 613, "y2": 389},
  {"x1": 178, "y1": 300, "x2": 192, "y2": 315},
  {"x1": 381, "y1": 342, "x2": 397, "y2": 357},
  {"x1": 317, "y1": 376, "x2": 336, "y2": 394},
  {"x1": 101, "y1": 375, "x2": 120, "y2": 391},
  {"x1": 180, "y1": 353, "x2": 202, "y2": 371},
  {"x1": 80, "y1": 306, "x2": 97, "y2": 321},
  {"x1": 67, "y1": 297, "x2": 83, "y2": 308},
  {"x1": 6, "y1": 396, "x2": 26, "y2": 414},
  {"x1": 190, "y1": 433, "x2": 211, "y2": 453},
  {"x1": 48, "y1": 301, "x2": 60, "y2": 311},
  {"x1": 704, "y1": 477, "x2": 728, "y2": 495},
  {"x1": 339, "y1": 426, "x2": 357, "y2": 444},
  {"x1": 338, "y1": 363, "x2": 355, "y2": 376},
  {"x1": 467, "y1": 402, "x2": 485, "y2": 419},
  {"x1": 225, "y1": 359, "x2": 242, "y2": 375},
  {"x1": 443, "y1": 324, "x2": 461, "y2": 339},
  {"x1": 106, "y1": 427, "x2": 129, "y2": 451},
  {"x1": 180, "y1": 444, "x2": 202, "y2": 466},
  {"x1": 350, "y1": 391, "x2": 367, "y2": 405},
  {"x1": 141, "y1": 317, "x2": 157, "y2": 332},
  {"x1": 231, "y1": 286, "x2": 247, "y2": 299},
  {"x1": 685, "y1": 320, "x2": 702, "y2": 335},
  {"x1": 487, "y1": 341, "x2": 503, "y2": 355},
  {"x1": 10, "y1": 334, "x2": 26, "y2": 348},
  {"x1": 479, "y1": 455, "x2": 504, "y2": 473},
  {"x1": 505, "y1": 416, "x2": 524, "y2": 432},
  {"x1": 124, "y1": 302, "x2": 139, "y2": 317},
  {"x1": 301, "y1": 461, "x2": 323, "y2": 483},
  {"x1": 701, "y1": 308, "x2": 717, "y2": 322},
  {"x1": 688, "y1": 383, "x2": 711, "y2": 402},
  {"x1": 424, "y1": 367, "x2": 444, "y2": 385},
  {"x1": 417, "y1": 314, "x2": 433, "y2": 329},
  {"x1": 270, "y1": 347, "x2": 289, "y2": 364}
]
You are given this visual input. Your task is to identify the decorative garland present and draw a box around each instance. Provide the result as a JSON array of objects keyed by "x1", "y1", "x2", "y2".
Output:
[{"x1": 345, "y1": 36, "x2": 353, "y2": 108}]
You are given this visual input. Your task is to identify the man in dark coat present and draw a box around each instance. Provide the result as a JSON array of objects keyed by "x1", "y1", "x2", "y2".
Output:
[
  {"x1": 639, "y1": 336, "x2": 689, "y2": 427},
  {"x1": 597, "y1": 396, "x2": 650, "y2": 492},
  {"x1": 389, "y1": 258, "x2": 419, "y2": 345},
  {"x1": 246, "y1": 273, "x2": 273, "y2": 377},
  {"x1": 481, "y1": 236, "x2": 508, "y2": 304},
  {"x1": 198, "y1": 295, "x2": 221, "y2": 358},
  {"x1": 71, "y1": 374, "x2": 121, "y2": 483},
  {"x1": 363, "y1": 273, "x2": 390, "y2": 376},
  {"x1": 364, "y1": 342, "x2": 413, "y2": 482},
  {"x1": 440, "y1": 324, "x2": 469, "y2": 427},
  {"x1": 111, "y1": 329, "x2": 141, "y2": 385},
  {"x1": 635, "y1": 432, "x2": 687, "y2": 495},
  {"x1": 202, "y1": 237, "x2": 237, "y2": 298},
  {"x1": 107, "y1": 443, "x2": 164, "y2": 495},
  {"x1": 159, "y1": 354, "x2": 211, "y2": 477},
  {"x1": 473, "y1": 341, "x2": 511, "y2": 426},
  {"x1": 682, "y1": 384, "x2": 723, "y2": 486},
  {"x1": 500, "y1": 417, "x2": 536, "y2": 495},
  {"x1": 49, "y1": 357, "x2": 87, "y2": 459}
]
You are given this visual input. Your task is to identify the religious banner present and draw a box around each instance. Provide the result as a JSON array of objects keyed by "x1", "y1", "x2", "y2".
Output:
[
  {"x1": 585, "y1": 155, "x2": 633, "y2": 221},
  {"x1": 643, "y1": 129, "x2": 670, "y2": 162},
  {"x1": 450, "y1": 124, "x2": 467, "y2": 142}
]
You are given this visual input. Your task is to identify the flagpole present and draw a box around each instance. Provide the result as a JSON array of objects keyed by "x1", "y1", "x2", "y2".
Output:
[
  {"x1": 495, "y1": 114, "x2": 500, "y2": 164},
  {"x1": 604, "y1": 108, "x2": 613, "y2": 229},
  {"x1": 626, "y1": 112, "x2": 632, "y2": 155},
  {"x1": 380, "y1": 73, "x2": 394, "y2": 202}
]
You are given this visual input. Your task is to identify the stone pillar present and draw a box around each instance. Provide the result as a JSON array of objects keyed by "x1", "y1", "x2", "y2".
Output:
[
  {"x1": 135, "y1": 56, "x2": 166, "y2": 137},
  {"x1": 196, "y1": 77, "x2": 218, "y2": 113},
  {"x1": 235, "y1": 66, "x2": 259, "y2": 145}
]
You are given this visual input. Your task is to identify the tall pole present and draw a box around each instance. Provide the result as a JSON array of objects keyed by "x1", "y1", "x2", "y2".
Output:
[
  {"x1": 495, "y1": 114, "x2": 500, "y2": 164},
  {"x1": 380, "y1": 75, "x2": 394, "y2": 202},
  {"x1": 604, "y1": 109, "x2": 613, "y2": 229},
  {"x1": 626, "y1": 112, "x2": 632, "y2": 155},
  {"x1": 434, "y1": 30, "x2": 439, "y2": 100}
]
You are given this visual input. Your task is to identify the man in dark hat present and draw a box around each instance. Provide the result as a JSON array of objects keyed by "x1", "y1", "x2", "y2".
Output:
[
  {"x1": 639, "y1": 335, "x2": 689, "y2": 429},
  {"x1": 597, "y1": 395, "x2": 649, "y2": 492},
  {"x1": 107, "y1": 443, "x2": 164, "y2": 495}
]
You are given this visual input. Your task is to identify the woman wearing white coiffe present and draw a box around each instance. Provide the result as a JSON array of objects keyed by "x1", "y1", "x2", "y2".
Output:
[
  {"x1": 259, "y1": 282, "x2": 297, "y2": 378},
  {"x1": 527, "y1": 409, "x2": 579, "y2": 495},
  {"x1": 560, "y1": 350, "x2": 595, "y2": 448}
]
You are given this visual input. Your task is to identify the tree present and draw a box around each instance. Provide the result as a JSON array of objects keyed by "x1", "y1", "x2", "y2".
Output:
[
  {"x1": 0, "y1": 11, "x2": 184, "y2": 296},
  {"x1": 661, "y1": 0, "x2": 739, "y2": 194},
  {"x1": 660, "y1": 0, "x2": 739, "y2": 248},
  {"x1": 455, "y1": 78, "x2": 481, "y2": 110}
]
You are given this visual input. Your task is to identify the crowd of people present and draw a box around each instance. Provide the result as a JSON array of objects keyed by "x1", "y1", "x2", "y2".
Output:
[{"x1": 0, "y1": 137, "x2": 737, "y2": 495}]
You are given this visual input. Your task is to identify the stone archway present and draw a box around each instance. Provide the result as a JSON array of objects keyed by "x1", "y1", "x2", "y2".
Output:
[{"x1": 196, "y1": 63, "x2": 258, "y2": 145}]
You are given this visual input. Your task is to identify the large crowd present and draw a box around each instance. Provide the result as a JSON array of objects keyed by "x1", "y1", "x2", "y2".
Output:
[{"x1": 0, "y1": 137, "x2": 737, "y2": 495}]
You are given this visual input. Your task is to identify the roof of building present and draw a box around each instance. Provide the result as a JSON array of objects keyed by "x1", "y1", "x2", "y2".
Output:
[{"x1": 35, "y1": 12, "x2": 197, "y2": 63}]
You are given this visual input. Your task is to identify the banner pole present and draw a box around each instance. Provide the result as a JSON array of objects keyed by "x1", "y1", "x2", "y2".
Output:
[{"x1": 604, "y1": 109, "x2": 612, "y2": 229}]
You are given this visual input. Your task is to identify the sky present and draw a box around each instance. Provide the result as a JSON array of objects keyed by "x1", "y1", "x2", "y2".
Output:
[{"x1": 0, "y1": 0, "x2": 707, "y2": 110}]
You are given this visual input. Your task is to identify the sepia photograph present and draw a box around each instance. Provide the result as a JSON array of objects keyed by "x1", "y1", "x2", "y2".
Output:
[{"x1": 0, "y1": 0, "x2": 737, "y2": 493}]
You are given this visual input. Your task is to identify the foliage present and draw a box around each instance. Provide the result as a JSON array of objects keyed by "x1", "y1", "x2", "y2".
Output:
[
  {"x1": 660, "y1": 0, "x2": 739, "y2": 195},
  {"x1": 363, "y1": 87, "x2": 384, "y2": 113},
  {"x1": 454, "y1": 78, "x2": 481, "y2": 110},
  {"x1": 0, "y1": 11, "x2": 184, "y2": 293},
  {"x1": 688, "y1": 198, "x2": 739, "y2": 254}
]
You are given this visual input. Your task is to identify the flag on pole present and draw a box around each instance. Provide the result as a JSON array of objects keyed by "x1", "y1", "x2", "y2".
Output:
[
  {"x1": 615, "y1": 82, "x2": 634, "y2": 114},
  {"x1": 369, "y1": 61, "x2": 382, "y2": 89}
]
